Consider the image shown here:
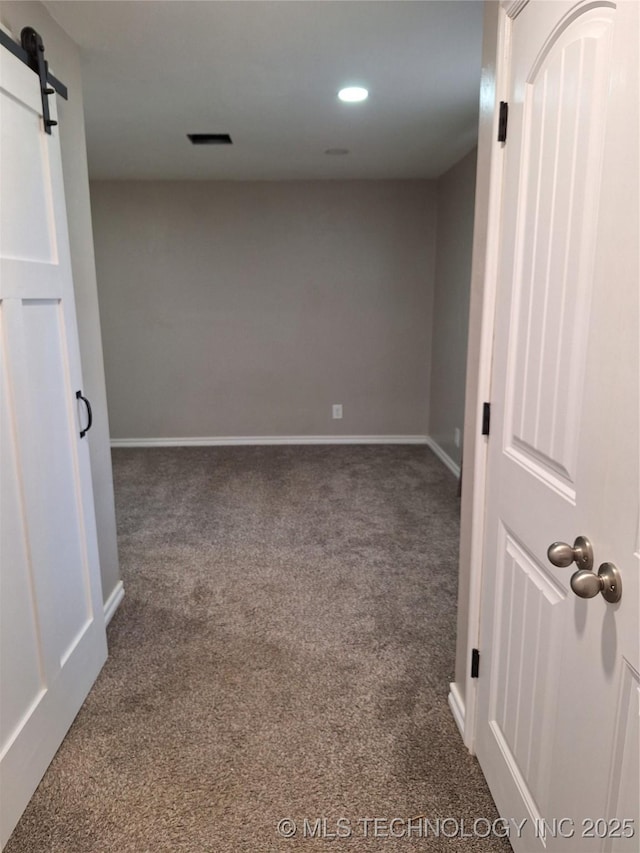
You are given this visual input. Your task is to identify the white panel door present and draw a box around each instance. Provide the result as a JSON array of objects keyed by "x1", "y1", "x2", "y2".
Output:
[
  {"x1": 0, "y1": 41, "x2": 107, "y2": 846},
  {"x1": 476, "y1": 2, "x2": 639, "y2": 851}
]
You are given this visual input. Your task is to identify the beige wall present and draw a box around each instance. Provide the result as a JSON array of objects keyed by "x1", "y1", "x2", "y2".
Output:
[
  {"x1": 429, "y1": 148, "x2": 477, "y2": 467},
  {"x1": 454, "y1": 0, "x2": 500, "y2": 704},
  {"x1": 0, "y1": 2, "x2": 121, "y2": 605},
  {"x1": 91, "y1": 180, "x2": 437, "y2": 439}
]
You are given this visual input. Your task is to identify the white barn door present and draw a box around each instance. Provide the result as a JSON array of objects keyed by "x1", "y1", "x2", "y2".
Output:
[
  {"x1": 476, "y1": 1, "x2": 639, "y2": 851},
  {"x1": 0, "y1": 41, "x2": 107, "y2": 846}
]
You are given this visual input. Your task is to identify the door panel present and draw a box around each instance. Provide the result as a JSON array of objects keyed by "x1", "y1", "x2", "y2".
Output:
[
  {"x1": 476, "y1": 2, "x2": 639, "y2": 851},
  {"x1": 0, "y1": 68, "x2": 56, "y2": 265},
  {"x1": 20, "y1": 299, "x2": 94, "y2": 656},
  {"x1": 506, "y1": 8, "x2": 612, "y2": 494},
  {"x1": 603, "y1": 663, "x2": 639, "y2": 853},
  {"x1": 490, "y1": 526, "x2": 565, "y2": 816},
  {"x1": 0, "y1": 39, "x2": 107, "y2": 846},
  {"x1": 0, "y1": 331, "x2": 47, "y2": 747}
]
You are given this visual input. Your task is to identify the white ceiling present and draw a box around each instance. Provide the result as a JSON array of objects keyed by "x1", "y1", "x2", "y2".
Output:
[{"x1": 44, "y1": 1, "x2": 484, "y2": 181}]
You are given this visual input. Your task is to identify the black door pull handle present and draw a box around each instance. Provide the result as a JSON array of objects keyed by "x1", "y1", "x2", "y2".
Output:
[{"x1": 76, "y1": 390, "x2": 93, "y2": 438}]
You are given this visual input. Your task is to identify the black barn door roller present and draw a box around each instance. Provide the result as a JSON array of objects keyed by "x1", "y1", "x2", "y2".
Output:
[{"x1": 0, "y1": 25, "x2": 68, "y2": 134}]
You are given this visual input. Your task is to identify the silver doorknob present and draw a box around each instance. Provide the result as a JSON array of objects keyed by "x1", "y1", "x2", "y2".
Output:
[
  {"x1": 570, "y1": 562, "x2": 622, "y2": 603},
  {"x1": 547, "y1": 536, "x2": 594, "y2": 571}
]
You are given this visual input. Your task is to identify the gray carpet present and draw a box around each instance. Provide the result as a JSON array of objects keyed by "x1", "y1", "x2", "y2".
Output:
[{"x1": 7, "y1": 446, "x2": 510, "y2": 852}]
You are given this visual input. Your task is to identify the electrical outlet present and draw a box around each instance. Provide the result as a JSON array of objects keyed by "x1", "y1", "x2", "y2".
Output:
[
  {"x1": 454, "y1": 427, "x2": 461, "y2": 448},
  {"x1": 332, "y1": 404, "x2": 343, "y2": 420}
]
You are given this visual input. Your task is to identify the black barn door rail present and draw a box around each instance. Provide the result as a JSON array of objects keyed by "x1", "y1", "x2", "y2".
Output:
[{"x1": 0, "y1": 26, "x2": 68, "y2": 134}]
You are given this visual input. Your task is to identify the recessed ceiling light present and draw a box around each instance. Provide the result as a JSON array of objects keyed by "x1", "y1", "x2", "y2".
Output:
[
  {"x1": 325, "y1": 148, "x2": 349, "y2": 155},
  {"x1": 338, "y1": 86, "x2": 368, "y2": 103}
]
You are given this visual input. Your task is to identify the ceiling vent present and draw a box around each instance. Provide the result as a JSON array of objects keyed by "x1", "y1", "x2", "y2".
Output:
[{"x1": 187, "y1": 133, "x2": 232, "y2": 145}]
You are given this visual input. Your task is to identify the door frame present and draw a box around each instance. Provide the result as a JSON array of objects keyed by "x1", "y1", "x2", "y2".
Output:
[{"x1": 452, "y1": 0, "x2": 526, "y2": 752}]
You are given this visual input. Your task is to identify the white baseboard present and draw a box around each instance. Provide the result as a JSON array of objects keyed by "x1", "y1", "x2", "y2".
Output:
[
  {"x1": 109, "y1": 435, "x2": 462, "y2": 482},
  {"x1": 110, "y1": 435, "x2": 430, "y2": 448},
  {"x1": 103, "y1": 580, "x2": 125, "y2": 625},
  {"x1": 448, "y1": 681, "x2": 466, "y2": 739},
  {"x1": 424, "y1": 437, "x2": 461, "y2": 478}
]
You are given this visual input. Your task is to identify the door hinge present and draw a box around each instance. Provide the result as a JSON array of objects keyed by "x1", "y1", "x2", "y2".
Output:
[
  {"x1": 482, "y1": 402, "x2": 491, "y2": 436},
  {"x1": 498, "y1": 101, "x2": 508, "y2": 143},
  {"x1": 471, "y1": 648, "x2": 480, "y2": 679}
]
